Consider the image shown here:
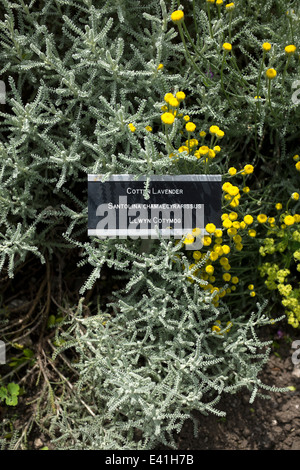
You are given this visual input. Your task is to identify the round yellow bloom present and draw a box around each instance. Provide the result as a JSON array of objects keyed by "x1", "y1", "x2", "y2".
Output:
[
  {"x1": 200, "y1": 131, "x2": 206, "y2": 137},
  {"x1": 284, "y1": 215, "x2": 295, "y2": 226},
  {"x1": 216, "y1": 129, "x2": 225, "y2": 139},
  {"x1": 183, "y1": 115, "x2": 190, "y2": 122},
  {"x1": 221, "y1": 244, "x2": 230, "y2": 254},
  {"x1": 292, "y1": 192, "x2": 299, "y2": 201},
  {"x1": 248, "y1": 229, "x2": 256, "y2": 237},
  {"x1": 202, "y1": 235, "x2": 212, "y2": 246},
  {"x1": 169, "y1": 97, "x2": 179, "y2": 107},
  {"x1": 296, "y1": 161, "x2": 300, "y2": 171},
  {"x1": 229, "y1": 212, "x2": 238, "y2": 221},
  {"x1": 199, "y1": 145, "x2": 209, "y2": 155},
  {"x1": 216, "y1": 0, "x2": 223, "y2": 4},
  {"x1": 183, "y1": 233, "x2": 194, "y2": 244},
  {"x1": 145, "y1": 125, "x2": 152, "y2": 132},
  {"x1": 164, "y1": 93, "x2": 174, "y2": 103},
  {"x1": 285, "y1": 44, "x2": 297, "y2": 54},
  {"x1": 250, "y1": 291, "x2": 256, "y2": 297},
  {"x1": 209, "y1": 125, "x2": 219, "y2": 134},
  {"x1": 215, "y1": 229, "x2": 223, "y2": 237},
  {"x1": 293, "y1": 155, "x2": 300, "y2": 161},
  {"x1": 186, "y1": 122, "x2": 196, "y2": 132},
  {"x1": 231, "y1": 276, "x2": 239, "y2": 284},
  {"x1": 228, "y1": 167, "x2": 237, "y2": 176},
  {"x1": 275, "y1": 203, "x2": 282, "y2": 210},
  {"x1": 243, "y1": 186, "x2": 250, "y2": 193},
  {"x1": 257, "y1": 214, "x2": 268, "y2": 223},
  {"x1": 243, "y1": 164, "x2": 254, "y2": 174},
  {"x1": 262, "y1": 42, "x2": 272, "y2": 52},
  {"x1": 157, "y1": 63, "x2": 164, "y2": 70},
  {"x1": 214, "y1": 145, "x2": 221, "y2": 153},
  {"x1": 193, "y1": 251, "x2": 202, "y2": 260},
  {"x1": 176, "y1": 91, "x2": 186, "y2": 101},
  {"x1": 128, "y1": 123, "x2": 136, "y2": 132},
  {"x1": 212, "y1": 325, "x2": 221, "y2": 333},
  {"x1": 266, "y1": 68, "x2": 277, "y2": 79},
  {"x1": 223, "y1": 43, "x2": 232, "y2": 52},
  {"x1": 161, "y1": 112, "x2": 175, "y2": 125},
  {"x1": 210, "y1": 251, "x2": 219, "y2": 262},
  {"x1": 222, "y1": 218, "x2": 233, "y2": 228},
  {"x1": 226, "y1": 3, "x2": 235, "y2": 10},
  {"x1": 171, "y1": 10, "x2": 184, "y2": 24},
  {"x1": 223, "y1": 273, "x2": 231, "y2": 282},
  {"x1": 206, "y1": 223, "x2": 216, "y2": 234},
  {"x1": 244, "y1": 215, "x2": 254, "y2": 225},
  {"x1": 248, "y1": 284, "x2": 254, "y2": 290},
  {"x1": 205, "y1": 265, "x2": 214, "y2": 275}
]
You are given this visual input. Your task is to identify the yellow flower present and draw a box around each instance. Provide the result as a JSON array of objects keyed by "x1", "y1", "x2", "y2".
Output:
[
  {"x1": 293, "y1": 154, "x2": 300, "y2": 161},
  {"x1": 210, "y1": 251, "x2": 219, "y2": 262},
  {"x1": 221, "y1": 244, "x2": 230, "y2": 255},
  {"x1": 284, "y1": 215, "x2": 295, "y2": 226},
  {"x1": 231, "y1": 276, "x2": 239, "y2": 284},
  {"x1": 243, "y1": 164, "x2": 254, "y2": 174},
  {"x1": 226, "y1": 3, "x2": 235, "y2": 10},
  {"x1": 227, "y1": 227, "x2": 237, "y2": 236},
  {"x1": 262, "y1": 42, "x2": 272, "y2": 52},
  {"x1": 248, "y1": 229, "x2": 256, "y2": 237},
  {"x1": 202, "y1": 235, "x2": 212, "y2": 246},
  {"x1": 229, "y1": 212, "x2": 238, "y2": 221},
  {"x1": 164, "y1": 93, "x2": 174, "y2": 103},
  {"x1": 157, "y1": 63, "x2": 164, "y2": 70},
  {"x1": 244, "y1": 215, "x2": 253, "y2": 225},
  {"x1": 200, "y1": 131, "x2": 206, "y2": 137},
  {"x1": 186, "y1": 122, "x2": 196, "y2": 132},
  {"x1": 285, "y1": 44, "x2": 297, "y2": 54},
  {"x1": 222, "y1": 218, "x2": 233, "y2": 229},
  {"x1": 212, "y1": 325, "x2": 221, "y2": 333},
  {"x1": 205, "y1": 265, "x2": 214, "y2": 275},
  {"x1": 176, "y1": 91, "x2": 186, "y2": 101},
  {"x1": 206, "y1": 223, "x2": 216, "y2": 234},
  {"x1": 266, "y1": 68, "x2": 277, "y2": 79},
  {"x1": 169, "y1": 97, "x2": 179, "y2": 107},
  {"x1": 199, "y1": 145, "x2": 209, "y2": 156},
  {"x1": 228, "y1": 167, "x2": 237, "y2": 176},
  {"x1": 214, "y1": 145, "x2": 221, "y2": 153},
  {"x1": 248, "y1": 284, "x2": 254, "y2": 290},
  {"x1": 145, "y1": 125, "x2": 152, "y2": 132},
  {"x1": 171, "y1": 10, "x2": 184, "y2": 24},
  {"x1": 250, "y1": 291, "x2": 256, "y2": 297},
  {"x1": 207, "y1": 0, "x2": 215, "y2": 3},
  {"x1": 215, "y1": 229, "x2": 223, "y2": 238},
  {"x1": 223, "y1": 273, "x2": 231, "y2": 282},
  {"x1": 257, "y1": 214, "x2": 268, "y2": 223},
  {"x1": 193, "y1": 250, "x2": 202, "y2": 260},
  {"x1": 183, "y1": 115, "x2": 190, "y2": 122},
  {"x1": 216, "y1": 0, "x2": 223, "y2": 4},
  {"x1": 223, "y1": 43, "x2": 232, "y2": 52},
  {"x1": 161, "y1": 112, "x2": 175, "y2": 125},
  {"x1": 292, "y1": 192, "x2": 299, "y2": 201},
  {"x1": 128, "y1": 123, "x2": 136, "y2": 132},
  {"x1": 183, "y1": 233, "x2": 194, "y2": 244},
  {"x1": 275, "y1": 203, "x2": 282, "y2": 210},
  {"x1": 209, "y1": 125, "x2": 219, "y2": 134},
  {"x1": 216, "y1": 129, "x2": 225, "y2": 139},
  {"x1": 296, "y1": 161, "x2": 300, "y2": 171},
  {"x1": 243, "y1": 186, "x2": 250, "y2": 193}
]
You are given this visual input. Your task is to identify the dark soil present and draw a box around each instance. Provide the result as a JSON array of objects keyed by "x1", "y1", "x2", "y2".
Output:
[{"x1": 171, "y1": 324, "x2": 300, "y2": 451}]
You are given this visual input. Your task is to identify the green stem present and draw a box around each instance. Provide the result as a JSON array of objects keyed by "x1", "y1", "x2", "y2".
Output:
[
  {"x1": 267, "y1": 78, "x2": 272, "y2": 110},
  {"x1": 177, "y1": 23, "x2": 212, "y2": 86},
  {"x1": 207, "y1": 3, "x2": 213, "y2": 39},
  {"x1": 256, "y1": 51, "x2": 266, "y2": 98},
  {"x1": 281, "y1": 55, "x2": 291, "y2": 100}
]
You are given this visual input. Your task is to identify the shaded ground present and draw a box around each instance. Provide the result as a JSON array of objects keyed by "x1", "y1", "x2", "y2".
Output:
[
  {"x1": 1, "y1": 257, "x2": 300, "y2": 450},
  {"x1": 172, "y1": 324, "x2": 300, "y2": 451}
]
